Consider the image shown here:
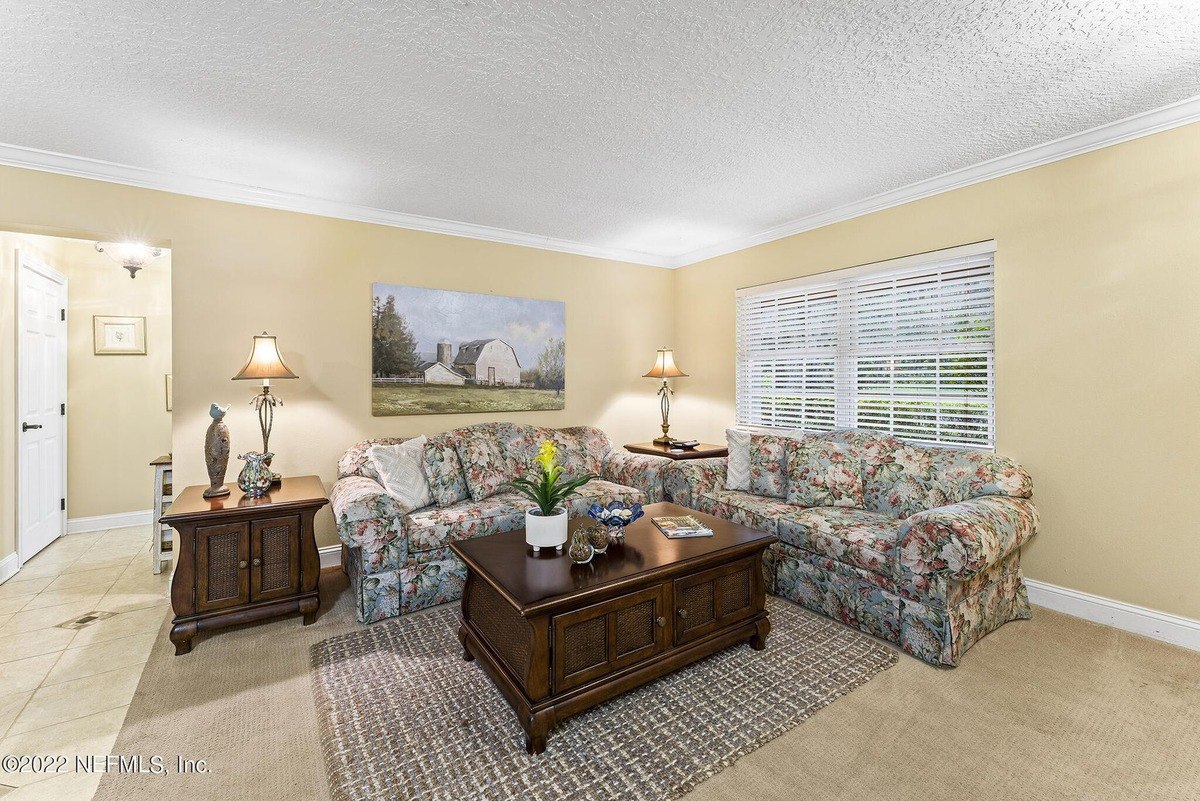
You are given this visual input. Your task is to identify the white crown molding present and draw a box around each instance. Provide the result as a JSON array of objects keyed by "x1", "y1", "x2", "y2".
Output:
[
  {"x1": 667, "y1": 94, "x2": 1200, "y2": 268},
  {"x1": 1026, "y1": 578, "x2": 1200, "y2": 653},
  {"x1": 66, "y1": 509, "x2": 153, "y2": 534},
  {"x1": 0, "y1": 141, "x2": 672, "y2": 268},
  {"x1": 4, "y1": 94, "x2": 1199, "y2": 270}
]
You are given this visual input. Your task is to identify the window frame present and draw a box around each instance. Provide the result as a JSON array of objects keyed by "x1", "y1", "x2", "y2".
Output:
[{"x1": 734, "y1": 240, "x2": 997, "y2": 451}]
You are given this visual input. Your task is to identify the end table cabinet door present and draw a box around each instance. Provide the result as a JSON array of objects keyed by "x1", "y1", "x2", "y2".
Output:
[
  {"x1": 250, "y1": 515, "x2": 301, "y2": 602},
  {"x1": 195, "y1": 522, "x2": 251, "y2": 613}
]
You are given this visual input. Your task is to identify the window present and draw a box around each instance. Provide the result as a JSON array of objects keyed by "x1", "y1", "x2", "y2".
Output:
[{"x1": 735, "y1": 241, "x2": 995, "y2": 449}]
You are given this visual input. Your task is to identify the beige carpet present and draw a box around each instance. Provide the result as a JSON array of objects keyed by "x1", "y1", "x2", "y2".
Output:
[{"x1": 95, "y1": 571, "x2": 1200, "y2": 801}]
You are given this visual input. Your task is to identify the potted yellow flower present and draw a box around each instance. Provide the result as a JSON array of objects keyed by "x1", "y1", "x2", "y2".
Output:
[{"x1": 508, "y1": 440, "x2": 597, "y2": 553}]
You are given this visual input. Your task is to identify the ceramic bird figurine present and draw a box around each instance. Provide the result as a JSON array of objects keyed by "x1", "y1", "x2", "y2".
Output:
[{"x1": 203, "y1": 403, "x2": 232, "y2": 499}]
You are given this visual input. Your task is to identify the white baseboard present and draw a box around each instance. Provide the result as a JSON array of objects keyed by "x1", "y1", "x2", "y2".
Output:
[
  {"x1": 66, "y1": 509, "x2": 153, "y2": 534},
  {"x1": 0, "y1": 552, "x2": 19, "y2": 585},
  {"x1": 1026, "y1": 578, "x2": 1200, "y2": 653},
  {"x1": 319, "y1": 545, "x2": 342, "y2": 570}
]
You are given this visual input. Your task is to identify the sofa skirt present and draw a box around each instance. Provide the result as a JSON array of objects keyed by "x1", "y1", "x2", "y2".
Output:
[
  {"x1": 342, "y1": 543, "x2": 468, "y2": 623},
  {"x1": 771, "y1": 543, "x2": 1030, "y2": 667}
]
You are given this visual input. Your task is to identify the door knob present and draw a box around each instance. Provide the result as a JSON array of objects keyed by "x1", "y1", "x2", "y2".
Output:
[
  {"x1": 21, "y1": 423, "x2": 42, "y2": 432},
  {"x1": 655, "y1": 616, "x2": 666, "y2": 628},
  {"x1": 252, "y1": 558, "x2": 262, "y2": 567},
  {"x1": 677, "y1": 608, "x2": 688, "y2": 618},
  {"x1": 238, "y1": 560, "x2": 248, "y2": 569}
]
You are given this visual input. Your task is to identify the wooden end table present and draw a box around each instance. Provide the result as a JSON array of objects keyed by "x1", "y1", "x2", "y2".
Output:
[
  {"x1": 625, "y1": 441, "x2": 729, "y2": 460},
  {"x1": 450, "y1": 502, "x2": 775, "y2": 754},
  {"x1": 161, "y1": 475, "x2": 328, "y2": 655}
]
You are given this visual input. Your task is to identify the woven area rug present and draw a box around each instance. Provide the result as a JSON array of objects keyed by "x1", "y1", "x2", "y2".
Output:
[{"x1": 311, "y1": 597, "x2": 897, "y2": 801}]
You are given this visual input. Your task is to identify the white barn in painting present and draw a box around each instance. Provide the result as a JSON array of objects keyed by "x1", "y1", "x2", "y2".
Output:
[{"x1": 454, "y1": 339, "x2": 521, "y2": 386}]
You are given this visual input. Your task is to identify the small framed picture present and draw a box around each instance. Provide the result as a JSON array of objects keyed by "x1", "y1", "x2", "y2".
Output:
[
  {"x1": 165, "y1": 374, "x2": 173, "y2": 412},
  {"x1": 93, "y1": 315, "x2": 146, "y2": 355}
]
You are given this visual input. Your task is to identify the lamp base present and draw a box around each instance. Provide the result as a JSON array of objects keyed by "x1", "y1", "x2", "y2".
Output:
[{"x1": 653, "y1": 435, "x2": 673, "y2": 445}]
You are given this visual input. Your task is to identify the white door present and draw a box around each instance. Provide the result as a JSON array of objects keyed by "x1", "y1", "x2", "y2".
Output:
[{"x1": 17, "y1": 251, "x2": 67, "y2": 562}]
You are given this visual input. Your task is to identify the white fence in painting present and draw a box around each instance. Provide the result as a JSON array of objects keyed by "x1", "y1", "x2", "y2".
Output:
[{"x1": 373, "y1": 376, "x2": 535, "y2": 388}]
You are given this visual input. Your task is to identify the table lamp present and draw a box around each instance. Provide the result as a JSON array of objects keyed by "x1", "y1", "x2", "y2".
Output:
[
  {"x1": 232, "y1": 332, "x2": 298, "y2": 479},
  {"x1": 643, "y1": 347, "x2": 687, "y2": 445}
]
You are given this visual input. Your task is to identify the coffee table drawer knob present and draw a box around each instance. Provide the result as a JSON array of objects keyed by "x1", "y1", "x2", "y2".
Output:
[{"x1": 677, "y1": 608, "x2": 688, "y2": 619}]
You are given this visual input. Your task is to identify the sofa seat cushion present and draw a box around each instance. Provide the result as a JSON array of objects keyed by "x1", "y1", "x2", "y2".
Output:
[
  {"x1": 778, "y1": 507, "x2": 901, "y2": 580},
  {"x1": 405, "y1": 492, "x2": 528, "y2": 554},
  {"x1": 695, "y1": 489, "x2": 798, "y2": 534}
]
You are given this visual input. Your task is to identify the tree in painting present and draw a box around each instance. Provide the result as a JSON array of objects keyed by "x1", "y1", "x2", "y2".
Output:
[
  {"x1": 372, "y1": 295, "x2": 419, "y2": 377},
  {"x1": 533, "y1": 337, "x2": 565, "y2": 393}
]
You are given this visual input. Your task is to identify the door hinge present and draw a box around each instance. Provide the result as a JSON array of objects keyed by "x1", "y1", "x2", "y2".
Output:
[
  {"x1": 60, "y1": 403, "x2": 66, "y2": 416},
  {"x1": 60, "y1": 498, "x2": 65, "y2": 511},
  {"x1": 60, "y1": 308, "x2": 65, "y2": 322}
]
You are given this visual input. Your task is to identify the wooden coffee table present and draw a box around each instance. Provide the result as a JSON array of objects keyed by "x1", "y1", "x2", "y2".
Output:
[{"x1": 450, "y1": 502, "x2": 776, "y2": 754}]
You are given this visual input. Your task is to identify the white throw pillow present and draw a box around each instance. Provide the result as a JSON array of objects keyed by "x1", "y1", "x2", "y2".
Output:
[
  {"x1": 368, "y1": 436, "x2": 434, "y2": 513},
  {"x1": 725, "y1": 428, "x2": 751, "y2": 491}
]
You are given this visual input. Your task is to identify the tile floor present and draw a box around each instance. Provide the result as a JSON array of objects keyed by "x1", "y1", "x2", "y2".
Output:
[{"x1": 0, "y1": 526, "x2": 170, "y2": 800}]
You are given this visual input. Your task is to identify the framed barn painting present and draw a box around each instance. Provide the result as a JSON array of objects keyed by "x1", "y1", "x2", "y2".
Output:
[{"x1": 371, "y1": 284, "x2": 565, "y2": 416}]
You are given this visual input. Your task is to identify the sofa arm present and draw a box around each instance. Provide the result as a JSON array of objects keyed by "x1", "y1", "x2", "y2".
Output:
[
  {"x1": 329, "y1": 475, "x2": 408, "y2": 568},
  {"x1": 898, "y1": 496, "x2": 1039, "y2": 582},
  {"x1": 664, "y1": 457, "x2": 728, "y2": 507},
  {"x1": 601, "y1": 450, "x2": 671, "y2": 504}
]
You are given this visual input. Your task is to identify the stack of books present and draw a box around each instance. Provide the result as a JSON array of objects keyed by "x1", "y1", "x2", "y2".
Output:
[{"x1": 652, "y1": 515, "x2": 713, "y2": 539}]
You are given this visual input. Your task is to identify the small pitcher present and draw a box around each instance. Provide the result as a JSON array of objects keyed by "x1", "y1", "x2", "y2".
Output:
[{"x1": 237, "y1": 451, "x2": 274, "y2": 498}]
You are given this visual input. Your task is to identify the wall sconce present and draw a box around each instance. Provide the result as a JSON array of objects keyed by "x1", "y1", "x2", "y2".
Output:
[{"x1": 95, "y1": 241, "x2": 164, "y2": 279}]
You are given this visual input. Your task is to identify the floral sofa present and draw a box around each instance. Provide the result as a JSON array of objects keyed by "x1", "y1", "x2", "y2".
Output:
[
  {"x1": 330, "y1": 423, "x2": 670, "y2": 622},
  {"x1": 665, "y1": 429, "x2": 1038, "y2": 666}
]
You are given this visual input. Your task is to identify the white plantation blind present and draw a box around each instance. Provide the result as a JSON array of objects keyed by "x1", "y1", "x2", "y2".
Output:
[{"x1": 736, "y1": 242, "x2": 996, "y2": 449}]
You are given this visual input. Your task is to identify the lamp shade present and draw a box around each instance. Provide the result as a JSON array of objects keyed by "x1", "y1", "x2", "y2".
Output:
[
  {"x1": 232, "y1": 332, "x2": 298, "y2": 381},
  {"x1": 643, "y1": 348, "x2": 687, "y2": 379}
]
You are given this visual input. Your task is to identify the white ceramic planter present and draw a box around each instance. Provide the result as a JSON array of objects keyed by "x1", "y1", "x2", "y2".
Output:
[{"x1": 525, "y1": 507, "x2": 568, "y2": 553}]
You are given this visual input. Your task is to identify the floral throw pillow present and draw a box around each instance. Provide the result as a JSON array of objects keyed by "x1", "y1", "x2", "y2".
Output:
[
  {"x1": 785, "y1": 439, "x2": 865, "y2": 509},
  {"x1": 422, "y1": 431, "x2": 471, "y2": 507},
  {"x1": 455, "y1": 425, "x2": 516, "y2": 501},
  {"x1": 748, "y1": 434, "x2": 796, "y2": 498}
]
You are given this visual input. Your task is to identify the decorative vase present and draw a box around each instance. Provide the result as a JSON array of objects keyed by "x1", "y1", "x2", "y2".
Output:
[
  {"x1": 568, "y1": 529, "x2": 594, "y2": 565},
  {"x1": 586, "y1": 524, "x2": 610, "y2": 555},
  {"x1": 525, "y1": 507, "x2": 568, "y2": 553},
  {"x1": 237, "y1": 451, "x2": 274, "y2": 498},
  {"x1": 202, "y1": 403, "x2": 232, "y2": 499},
  {"x1": 587, "y1": 501, "x2": 645, "y2": 543}
]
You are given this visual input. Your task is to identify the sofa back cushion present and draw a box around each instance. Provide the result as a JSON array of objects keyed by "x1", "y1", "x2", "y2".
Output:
[
  {"x1": 785, "y1": 439, "x2": 865, "y2": 508},
  {"x1": 808, "y1": 429, "x2": 1032, "y2": 516},
  {"x1": 337, "y1": 437, "x2": 408, "y2": 482},
  {"x1": 558, "y1": 426, "x2": 610, "y2": 474},
  {"x1": 423, "y1": 430, "x2": 472, "y2": 506},
  {"x1": 454, "y1": 423, "x2": 519, "y2": 501}
]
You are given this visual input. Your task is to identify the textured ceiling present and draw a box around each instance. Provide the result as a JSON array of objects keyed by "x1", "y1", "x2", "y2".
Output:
[{"x1": 2, "y1": 1, "x2": 1199, "y2": 263}]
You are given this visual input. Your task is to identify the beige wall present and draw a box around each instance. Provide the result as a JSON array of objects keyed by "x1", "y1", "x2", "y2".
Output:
[
  {"x1": 0, "y1": 168, "x2": 675, "y2": 552},
  {"x1": 672, "y1": 122, "x2": 1200, "y2": 620}
]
